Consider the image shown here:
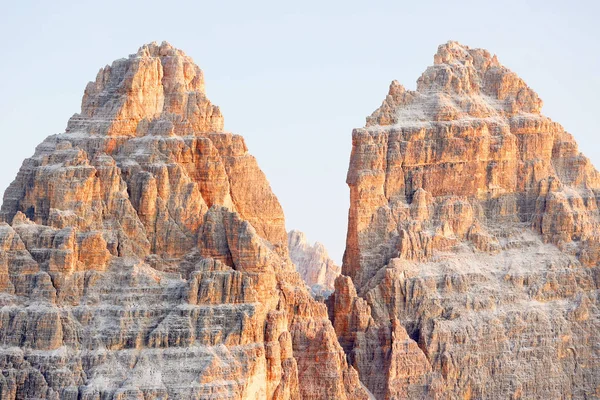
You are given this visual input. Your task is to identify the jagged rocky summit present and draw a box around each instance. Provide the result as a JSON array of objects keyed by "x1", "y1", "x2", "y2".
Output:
[
  {"x1": 2, "y1": 39, "x2": 599, "y2": 400},
  {"x1": 329, "y1": 41, "x2": 600, "y2": 399},
  {"x1": 0, "y1": 42, "x2": 370, "y2": 399},
  {"x1": 288, "y1": 230, "x2": 341, "y2": 297}
]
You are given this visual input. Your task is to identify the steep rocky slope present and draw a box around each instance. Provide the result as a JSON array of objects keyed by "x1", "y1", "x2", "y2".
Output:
[
  {"x1": 330, "y1": 41, "x2": 600, "y2": 399},
  {"x1": 288, "y1": 230, "x2": 341, "y2": 297},
  {"x1": 0, "y1": 42, "x2": 368, "y2": 400}
]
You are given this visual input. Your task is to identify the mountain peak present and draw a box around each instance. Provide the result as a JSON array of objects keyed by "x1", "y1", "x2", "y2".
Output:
[
  {"x1": 0, "y1": 41, "x2": 369, "y2": 399},
  {"x1": 366, "y1": 42, "x2": 542, "y2": 127},
  {"x1": 432, "y1": 40, "x2": 496, "y2": 67},
  {"x1": 66, "y1": 41, "x2": 223, "y2": 137},
  {"x1": 288, "y1": 230, "x2": 341, "y2": 297},
  {"x1": 136, "y1": 40, "x2": 177, "y2": 57},
  {"x1": 342, "y1": 40, "x2": 600, "y2": 399}
]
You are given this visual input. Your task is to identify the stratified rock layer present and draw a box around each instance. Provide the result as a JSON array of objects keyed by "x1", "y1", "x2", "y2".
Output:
[
  {"x1": 0, "y1": 42, "x2": 368, "y2": 400},
  {"x1": 288, "y1": 230, "x2": 341, "y2": 297},
  {"x1": 333, "y1": 41, "x2": 600, "y2": 399}
]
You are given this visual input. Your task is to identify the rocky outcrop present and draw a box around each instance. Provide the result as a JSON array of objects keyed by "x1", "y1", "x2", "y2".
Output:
[
  {"x1": 0, "y1": 42, "x2": 368, "y2": 400},
  {"x1": 333, "y1": 41, "x2": 600, "y2": 399},
  {"x1": 288, "y1": 230, "x2": 341, "y2": 297}
]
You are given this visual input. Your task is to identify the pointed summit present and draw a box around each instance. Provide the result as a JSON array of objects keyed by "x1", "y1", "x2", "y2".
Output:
[
  {"x1": 66, "y1": 41, "x2": 223, "y2": 137},
  {"x1": 367, "y1": 41, "x2": 542, "y2": 127}
]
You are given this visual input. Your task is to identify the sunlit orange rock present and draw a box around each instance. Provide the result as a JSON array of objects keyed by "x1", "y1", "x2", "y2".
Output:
[
  {"x1": 335, "y1": 41, "x2": 600, "y2": 399},
  {"x1": 0, "y1": 42, "x2": 367, "y2": 400}
]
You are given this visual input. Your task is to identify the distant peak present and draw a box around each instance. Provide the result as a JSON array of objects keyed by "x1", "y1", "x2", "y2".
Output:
[
  {"x1": 288, "y1": 230, "x2": 308, "y2": 247},
  {"x1": 287, "y1": 230, "x2": 340, "y2": 296}
]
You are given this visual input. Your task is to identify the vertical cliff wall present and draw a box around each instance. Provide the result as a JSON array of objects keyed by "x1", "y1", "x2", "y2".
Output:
[
  {"x1": 0, "y1": 42, "x2": 368, "y2": 400},
  {"x1": 331, "y1": 41, "x2": 600, "y2": 399}
]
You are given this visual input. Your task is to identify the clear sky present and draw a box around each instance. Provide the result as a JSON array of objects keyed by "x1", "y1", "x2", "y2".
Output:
[{"x1": 1, "y1": 0, "x2": 598, "y2": 263}]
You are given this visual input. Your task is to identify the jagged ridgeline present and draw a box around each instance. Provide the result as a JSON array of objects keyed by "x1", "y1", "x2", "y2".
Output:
[
  {"x1": 1, "y1": 40, "x2": 599, "y2": 400},
  {"x1": 0, "y1": 42, "x2": 370, "y2": 399},
  {"x1": 329, "y1": 41, "x2": 600, "y2": 399}
]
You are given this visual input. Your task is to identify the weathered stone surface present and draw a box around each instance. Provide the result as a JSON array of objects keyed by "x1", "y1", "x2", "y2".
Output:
[
  {"x1": 335, "y1": 41, "x2": 600, "y2": 399},
  {"x1": 288, "y1": 230, "x2": 340, "y2": 296},
  {"x1": 66, "y1": 42, "x2": 224, "y2": 137},
  {"x1": 0, "y1": 42, "x2": 367, "y2": 399}
]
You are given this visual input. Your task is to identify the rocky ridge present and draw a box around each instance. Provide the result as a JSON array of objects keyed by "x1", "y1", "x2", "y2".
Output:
[
  {"x1": 331, "y1": 41, "x2": 600, "y2": 399},
  {"x1": 0, "y1": 42, "x2": 368, "y2": 400},
  {"x1": 288, "y1": 230, "x2": 341, "y2": 297}
]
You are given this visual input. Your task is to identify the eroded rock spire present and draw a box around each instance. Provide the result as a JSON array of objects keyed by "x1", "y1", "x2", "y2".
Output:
[
  {"x1": 367, "y1": 41, "x2": 542, "y2": 128},
  {"x1": 66, "y1": 41, "x2": 223, "y2": 136}
]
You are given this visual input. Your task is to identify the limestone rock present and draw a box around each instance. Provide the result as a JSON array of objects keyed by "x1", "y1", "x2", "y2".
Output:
[
  {"x1": 288, "y1": 230, "x2": 341, "y2": 296},
  {"x1": 336, "y1": 41, "x2": 600, "y2": 399},
  {"x1": 66, "y1": 41, "x2": 224, "y2": 137},
  {"x1": 0, "y1": 42, "x2": 368, "y2": 400}
]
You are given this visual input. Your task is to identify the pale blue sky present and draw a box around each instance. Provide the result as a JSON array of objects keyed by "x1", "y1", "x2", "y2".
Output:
[{"x1": 1, "y1": 0, "x2": 598, "y2": 262}]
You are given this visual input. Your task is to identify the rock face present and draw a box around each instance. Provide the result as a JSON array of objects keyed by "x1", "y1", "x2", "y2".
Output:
[
  {"x1": 288, "y1": 230, "x2": 341, "y2": 297},
  {"x1": 0, "y1": 42, "x2": 369, "y2": 400},
  {"x1": 331, "y1": 41, "x2": 600, "y2": 399}
]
